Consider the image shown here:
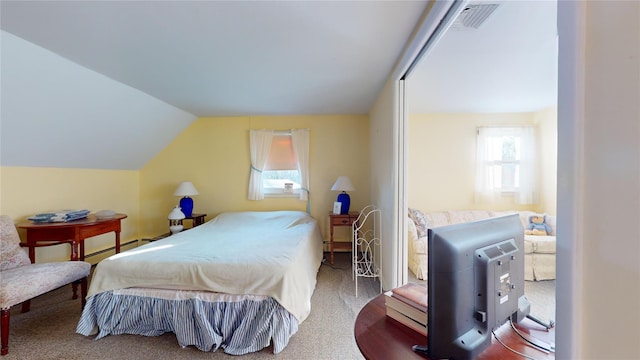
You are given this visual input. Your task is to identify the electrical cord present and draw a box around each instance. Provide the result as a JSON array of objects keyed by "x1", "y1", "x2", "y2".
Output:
[
  {"x1": 492, "y1": 330, "x2": 540, "y2": 360},
  {"x1": 510, "y1": 319, "x2": 554, "y2": 353},
  {"x1": 320, "y1": 258, "x2": 351, "y2": 271}
]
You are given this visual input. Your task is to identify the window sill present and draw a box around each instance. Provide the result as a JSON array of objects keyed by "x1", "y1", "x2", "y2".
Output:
[{"x1": 264, "y1": 190, "x2": 301, "y2": 198}]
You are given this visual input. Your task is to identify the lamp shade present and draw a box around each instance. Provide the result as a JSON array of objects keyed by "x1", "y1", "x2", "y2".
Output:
[
  {"x1": 330, "y1": 176, "x2": 355, "y2": 192},
  {"x1": 174, "y1": 182, "x2": 199, "y2": 196},
  {"x1": 331, "y1": 176, "x2": 355, "y2": 214},
  {"x1": 174, "y1": 182, "x2": 199, "y2": 217}
]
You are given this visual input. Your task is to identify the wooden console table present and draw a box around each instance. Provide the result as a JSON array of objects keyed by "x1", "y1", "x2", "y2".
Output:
[
  {"x1": 17, "y1": 213, "x2": 128, "y2": 262},
  {"x1": 354, "y1": 293, "x2": 555, "y2": 360}
]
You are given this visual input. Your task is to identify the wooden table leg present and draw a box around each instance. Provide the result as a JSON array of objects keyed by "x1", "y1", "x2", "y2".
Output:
[
  {"x1": 72, "y1": 240, "x2": 79, "y2": 299},
  {"x1": 330, "y1": 224, "x2": 335, "y2": 265},
  {"x1": 27, "y1": 244, "x2": 36, "y2": 264},
  {"x1": 115, "y1": 230, "x2": 121, "y2": 253}
]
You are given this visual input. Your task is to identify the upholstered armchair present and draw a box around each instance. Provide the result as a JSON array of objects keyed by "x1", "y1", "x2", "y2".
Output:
[{"x1": 0, "y1": 215, "x2": 91, "y2": 356}]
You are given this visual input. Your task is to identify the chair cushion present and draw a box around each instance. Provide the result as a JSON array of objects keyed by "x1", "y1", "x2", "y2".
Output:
[
  {"x1": 0, "y1": 215, "x2": 31, "y2": 271},
  {"x1": 0, "y1": 261, "x2": 91, "y2": 309}
]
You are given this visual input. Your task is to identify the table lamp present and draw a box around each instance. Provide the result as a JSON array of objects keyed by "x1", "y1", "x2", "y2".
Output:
[
  {"x1": 174, "y1": 181, "x2": 199, "y2": 217},
  {"x1": 168, "y1": 206, "x2": 185, "y2": 234},
  {"x1": 331, "y1": 176, "x2": 355, "y2": 214}
]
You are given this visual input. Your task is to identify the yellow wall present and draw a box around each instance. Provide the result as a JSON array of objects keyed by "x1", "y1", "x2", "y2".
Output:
[
  {"x1": 408, "y1": 109, "x2": 557, "y2": 214},
  {"x1": 535, "y1": 106, "x2": 557, "y2": 215},
  {"x1": 0, "y1": 166, "x2": 140, "y2": 263},
  {"x1": 140, "y1": 115, "x2": 371, "y2": 242}
]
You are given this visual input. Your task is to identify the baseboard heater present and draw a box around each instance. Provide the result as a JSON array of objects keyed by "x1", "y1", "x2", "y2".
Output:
[{"x1": 83, "y1": 239, "x2": 139, "y2": 260}]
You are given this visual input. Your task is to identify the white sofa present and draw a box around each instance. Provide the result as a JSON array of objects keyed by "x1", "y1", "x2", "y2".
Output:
[{"x1": 407, "y1": 209, "x2": 556, "y2": 281}]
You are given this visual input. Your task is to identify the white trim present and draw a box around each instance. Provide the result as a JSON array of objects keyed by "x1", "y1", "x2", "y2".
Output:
[
  {"x1": 556, "y1": 1, "x2": 585, "y2": 358},
  {"x1": 391, "y1": 0, "x2": 468, "y2": 80},
  {"x1": 391, "y1": 0, "x2": 466, "y2": 288},
  {"x1": 396, "y1": 79, "x2": 408, "y2": 286}
]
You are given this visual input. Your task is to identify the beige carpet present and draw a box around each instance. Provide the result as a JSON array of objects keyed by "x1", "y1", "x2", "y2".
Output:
[{"x1": 2, "y1": 253, "x2": 554, "y2": 359}]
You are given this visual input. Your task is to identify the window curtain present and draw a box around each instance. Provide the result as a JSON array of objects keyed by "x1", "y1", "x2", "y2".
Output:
[
  {"x1": 291, "y1": 129, "x2": 310, "y2": 206},
  {"x1": 516, "y1": 127, "x2": 537, "y2": 204},
  {"x1": 248, "y1": 129, "x2": 273, "y2": 200},
  {"x1": 474, "y1": 127, "x2": 538, "y2": 205}
]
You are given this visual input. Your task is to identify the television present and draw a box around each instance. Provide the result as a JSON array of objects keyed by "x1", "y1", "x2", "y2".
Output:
[{"x1": 415, "y1": 213, "x2": 530, "y2": 359}]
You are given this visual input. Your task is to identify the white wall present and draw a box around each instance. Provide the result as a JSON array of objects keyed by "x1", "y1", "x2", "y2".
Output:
[
  {"x1": 535, "y1": 106, "x2": 558, "y2": 214},
  {"x1": 408, "y1": 111, "x2": 555, "y2": 213},
  {"x1": 0, "y1": 31, "x2": 195, "y2": 170},
  {"x1": 368, "y1": 78, "x2": 400, "y2": 290},
  {"x1": 557, "y1": 1, "x2": 640, "y2": 358}
]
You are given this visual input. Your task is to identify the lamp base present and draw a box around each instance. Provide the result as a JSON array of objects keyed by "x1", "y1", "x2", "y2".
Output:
[
  {"x1": 180, "y1": 196, "x2": 194, "y2": 217},
  {"x1": 170, "y1": 225, "x2": 183, "y2": 234},
  {"x1": 337, "y1": 192, "x2": 350, "y2": 215}
]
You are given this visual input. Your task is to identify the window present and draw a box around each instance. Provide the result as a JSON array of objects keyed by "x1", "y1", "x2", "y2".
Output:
[
  {"x1": 475, "y1": 127, "x2": 537, "y2": 204},
  {"x1": 483, "y1": 133, "x2": 521, "y2": 191},
  {"x1": 248, "y1": 129, "x2": 309, "y2": 202},
  {"x1": 262, "y1": 134, "x2": 301, "y2": 196}
]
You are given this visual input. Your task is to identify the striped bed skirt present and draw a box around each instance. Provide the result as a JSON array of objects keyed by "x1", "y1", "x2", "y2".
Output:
[{"x1": 76, "y1": 288, "x2": 299, "y2": 355}]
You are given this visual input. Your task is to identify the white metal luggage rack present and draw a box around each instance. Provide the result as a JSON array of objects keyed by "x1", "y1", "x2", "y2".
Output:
[{"x1": 352, "y1": 205, "x2": 382, "y2": 297}]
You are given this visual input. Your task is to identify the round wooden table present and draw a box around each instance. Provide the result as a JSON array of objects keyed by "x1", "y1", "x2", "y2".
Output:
[{"x1": 354, "y1": 293, "x2": 555, "y2": 360}]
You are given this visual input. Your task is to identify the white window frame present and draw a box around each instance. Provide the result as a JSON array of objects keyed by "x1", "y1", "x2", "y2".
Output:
[{"x1": 475, "y1": 126, "x2": 538, "y2": 204}]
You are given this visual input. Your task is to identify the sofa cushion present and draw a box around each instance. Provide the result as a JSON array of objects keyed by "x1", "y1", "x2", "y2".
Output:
[
  {"x1": 525, "y1": 235, "x2": 556, "y2": 254},
  {"x1": 446, "y1": 210, "x2": 494, "y2": 225},
  {"x1": 524, "y1": 238, "x2": 535, "y2": 254},
  {"x1": 407, "y1": 218, "x2": 427, "y2": 254},
  {"x1": 424, "y1": 211, "x2": 450, "y2": 229}
]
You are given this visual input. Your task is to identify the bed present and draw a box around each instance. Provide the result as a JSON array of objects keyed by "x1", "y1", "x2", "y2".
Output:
[{"x1": 76, "y1": 210, "x2": 323, "y2": 355}]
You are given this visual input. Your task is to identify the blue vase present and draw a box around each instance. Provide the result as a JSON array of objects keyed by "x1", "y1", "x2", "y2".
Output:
[
  {"x1": 337, "y1": 192, "x2": 350, "y2": 215},
  {"x1": 179, "y1": 196, "x2": 194, "y2": 217}
]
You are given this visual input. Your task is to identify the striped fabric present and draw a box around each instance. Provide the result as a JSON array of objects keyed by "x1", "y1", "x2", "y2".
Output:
[{"x1": 76, "y1": 290, "x2": 299, "y2": 355}]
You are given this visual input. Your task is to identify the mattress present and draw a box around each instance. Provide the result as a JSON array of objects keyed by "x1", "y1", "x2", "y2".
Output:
[{"x1": 77, "y1": 210, "x2": 324, "y2": 354}]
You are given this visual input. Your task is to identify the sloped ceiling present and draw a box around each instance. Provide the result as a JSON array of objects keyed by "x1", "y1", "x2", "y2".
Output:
[
  {"x1": 0, "y1": 1, "x2": 428, "y2": 170},
  {"x1": 0, "y1": 1, "x2": 557, "y2": 171}
]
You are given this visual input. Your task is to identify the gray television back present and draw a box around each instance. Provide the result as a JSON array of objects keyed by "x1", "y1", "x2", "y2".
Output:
[{"x1": 427, "y1": 213, "x2": 530, "y2": 360}]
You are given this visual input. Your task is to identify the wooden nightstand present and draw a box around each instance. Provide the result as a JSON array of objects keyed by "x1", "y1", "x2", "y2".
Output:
[
  {"x1": 143, "y1": 213, "x2": 208, "y2": 243},
  {"x1": 167, "y1": 213, "x2": 207, "y2": 229},
  {"x1": 328, "y1": 212, "x2": 359, "y2": 265}
]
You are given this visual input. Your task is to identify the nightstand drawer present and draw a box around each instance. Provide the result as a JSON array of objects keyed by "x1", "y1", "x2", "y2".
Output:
[
  {"x1": 331, "y1": 215, "x2": 354, "y2": 226},
  {"x1": 327, "y1": 211, "x2": 359, "y2": 265}
]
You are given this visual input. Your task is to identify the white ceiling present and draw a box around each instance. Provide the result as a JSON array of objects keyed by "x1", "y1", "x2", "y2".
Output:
[
  {"x1": 0, "y1": 1, "x2": 557, "y2": 170},
  {"x1": 409, "y1": 0, "x2": 558, "y2": 113},
  {"x1": 1, "y1": 0, "x2": 428, "y2": 117}
]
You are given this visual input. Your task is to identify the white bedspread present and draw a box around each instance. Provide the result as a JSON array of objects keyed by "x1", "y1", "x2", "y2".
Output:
[{"x1": 87, "y1": 210, "x2": 323, "y2": 321}]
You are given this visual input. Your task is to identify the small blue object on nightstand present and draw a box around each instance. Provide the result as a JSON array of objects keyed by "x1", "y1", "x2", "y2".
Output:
[{"x1": 331, "y1": 176, "x2": 355, "y2": 215}]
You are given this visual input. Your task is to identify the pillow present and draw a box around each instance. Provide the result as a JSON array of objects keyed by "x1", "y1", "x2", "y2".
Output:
[{"x1": 408, "y1": 208, "x2": 429, "y2": 239}]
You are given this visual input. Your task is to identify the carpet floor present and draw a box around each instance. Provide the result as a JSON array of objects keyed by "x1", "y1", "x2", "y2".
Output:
[{"x1": 2, "y1": 253, "x2": 554, "y2": 359}]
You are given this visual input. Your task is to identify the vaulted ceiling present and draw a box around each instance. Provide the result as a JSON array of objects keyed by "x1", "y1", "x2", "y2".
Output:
[{"x1": 0, "y1": 1, "x2": 557, "y2": 170}]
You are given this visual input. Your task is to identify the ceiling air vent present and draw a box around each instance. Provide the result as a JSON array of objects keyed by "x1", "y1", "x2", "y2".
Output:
[{"x1": 451, "y1": 3, "x2": 500, "y2": 30}]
